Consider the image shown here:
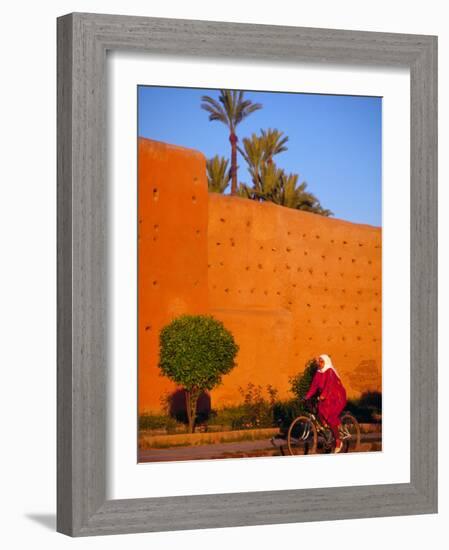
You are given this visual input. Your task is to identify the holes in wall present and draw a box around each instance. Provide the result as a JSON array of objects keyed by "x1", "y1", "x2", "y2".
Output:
[
  {"x1": 152, "y1": 188, "x2": 159, "y2": 201},
  {"x1": 145, "y1": 325, "x2": 152, "y2": 331},
  {"x1": 192, "y1": 195, "x2": 197, "y2": 204},
  {"x1": 258, "y1": 263, "x2": 263, "y2": 269},
  {"x1": 220, "y1": 217, "x2": 226, "y2": 223}
]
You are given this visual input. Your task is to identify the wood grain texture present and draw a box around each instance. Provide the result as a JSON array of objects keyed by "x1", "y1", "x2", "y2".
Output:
[{"x1": 57, "y1": 12, "x2": 438, "y2": 536}]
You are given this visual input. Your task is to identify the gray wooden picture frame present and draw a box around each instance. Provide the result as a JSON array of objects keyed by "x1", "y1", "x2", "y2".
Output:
[{"x1": 57, "y1": 12, "x2": 438, "y2": 537}]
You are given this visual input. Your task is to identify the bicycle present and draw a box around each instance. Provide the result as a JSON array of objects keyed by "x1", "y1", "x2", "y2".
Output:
[{"x1": 286, "y1": 398, "x2": 361, "y2": 455}]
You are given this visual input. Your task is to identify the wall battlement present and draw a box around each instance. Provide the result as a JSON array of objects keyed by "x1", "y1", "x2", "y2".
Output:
[{"x1": 138, "y1": 137, "x2": 381, "y2": 413}]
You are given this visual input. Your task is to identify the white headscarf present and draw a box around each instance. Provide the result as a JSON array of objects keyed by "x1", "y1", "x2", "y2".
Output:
[{"x1": 318, "y1": 354, "x2": 341, "y2": 379}]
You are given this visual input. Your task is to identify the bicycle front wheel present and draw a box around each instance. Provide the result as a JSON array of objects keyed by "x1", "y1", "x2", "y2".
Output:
[
  {"x1": 340, "y1": 413, "x2": 361, "y2": 452},
  {"x1": 287, "y1": 415, "x2": 318, "y2": 455}
]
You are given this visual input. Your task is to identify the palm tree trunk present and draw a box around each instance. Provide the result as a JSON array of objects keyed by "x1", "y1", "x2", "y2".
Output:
[{"x1": 229, "y1": 132, "x2": 238, "y2": 195}]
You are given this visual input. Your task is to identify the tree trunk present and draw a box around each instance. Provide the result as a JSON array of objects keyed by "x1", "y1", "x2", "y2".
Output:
[
  {"x1": 229, "y1": 132, "x2": 238, "y2": 195},
  {"x1": 185, "y1": 389, "x2": 199, "y2": 433}
]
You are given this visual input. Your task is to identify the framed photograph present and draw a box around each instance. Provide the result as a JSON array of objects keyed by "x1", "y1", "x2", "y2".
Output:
[{"x1": 57, "y1": 12, "x2": 437, "y2": 536}]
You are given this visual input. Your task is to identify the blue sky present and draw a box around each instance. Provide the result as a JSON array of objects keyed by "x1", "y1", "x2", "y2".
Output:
[{"x1": 138, "y1": 86, "x2": 382, "y2": 227}]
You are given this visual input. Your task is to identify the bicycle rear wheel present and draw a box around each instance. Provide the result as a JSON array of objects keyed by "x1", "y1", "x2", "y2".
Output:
[
  {"x1": 340, "y1": 413, "x2": 361, "y2": 452},
  {"x1": 287, "y1": 415, "x2": 318, "y2": 455}
]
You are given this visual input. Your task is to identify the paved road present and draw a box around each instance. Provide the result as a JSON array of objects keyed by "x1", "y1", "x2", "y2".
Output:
[{"x1": 138, "y1": 432, "x2": 381, "y2": 463}]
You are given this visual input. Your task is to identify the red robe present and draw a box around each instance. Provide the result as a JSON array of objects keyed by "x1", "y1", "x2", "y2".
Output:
[{"x1": 305, "y1": 368, "x2": 347, "y2": 432}]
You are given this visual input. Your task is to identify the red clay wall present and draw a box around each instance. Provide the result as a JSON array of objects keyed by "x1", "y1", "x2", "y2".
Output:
[
  {"x1": 138, "y1": 138, "x2": 381, "y2": 413},
  {"x1": 207, "y1": 194, "x2": 381, "y2": 405},
  {"x1": 138, "y1": 138, "x2": 209, "y2": 412}
]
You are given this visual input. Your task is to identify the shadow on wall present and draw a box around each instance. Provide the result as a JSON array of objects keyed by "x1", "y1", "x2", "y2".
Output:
[{"x1": 168, "y1": 389, "x2": 211, "y2": 425}]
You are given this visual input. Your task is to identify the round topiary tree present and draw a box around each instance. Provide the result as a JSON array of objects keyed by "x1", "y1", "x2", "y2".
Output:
[{"x1": 159, "y1": 314, "x2": 239, "y2": 432}]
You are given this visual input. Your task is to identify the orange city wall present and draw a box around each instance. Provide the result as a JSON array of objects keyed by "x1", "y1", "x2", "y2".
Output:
[{"x1": 138, "y1": 137, "x2": 382, "y2": 414}]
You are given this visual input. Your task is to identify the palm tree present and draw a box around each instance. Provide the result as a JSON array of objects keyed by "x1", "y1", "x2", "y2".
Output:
[
  {"x1": 238, "y1": 133, "x2": 265, "y2": 197},
  {"x1": 238, "y1": 129, "x2": 289, "y2": 196},
  {"x1": 274, "y1": 171, "x2": 333, "y2": 215},
  {"x1": 206, "y1": 155, "x2": 232, "y2": 193},
  {"x1": 260, "y1": 128, "x2": 289, "y2": 165},
  {"x1": 201, "y1": 90, "x2": 262, "y2": 195}
]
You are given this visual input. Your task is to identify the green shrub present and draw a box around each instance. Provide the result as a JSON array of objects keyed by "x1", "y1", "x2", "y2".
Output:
[
  {"x1": 159, "y1": 314, "x2": 239, "y2": 432},
  {"x1": 209, "y1": 384, "x2": 279, "y2": 430},
  {"x1": 272, "y1": 399, "x2": 304, "y2": 432},
  {"x1": 139, "y1": 413, "x2": 179, "y2": 433},
  {"x1": 346, "y1": 391, "x2": 382, "y2": 423},
  {"x1": 289, "y1": 358, "x2": 318, "y2": 401}
]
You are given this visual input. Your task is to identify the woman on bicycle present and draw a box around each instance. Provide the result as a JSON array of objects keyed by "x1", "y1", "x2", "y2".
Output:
[{"x1": 304, "y1": 354, "x2": 347, "y2": 453}]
